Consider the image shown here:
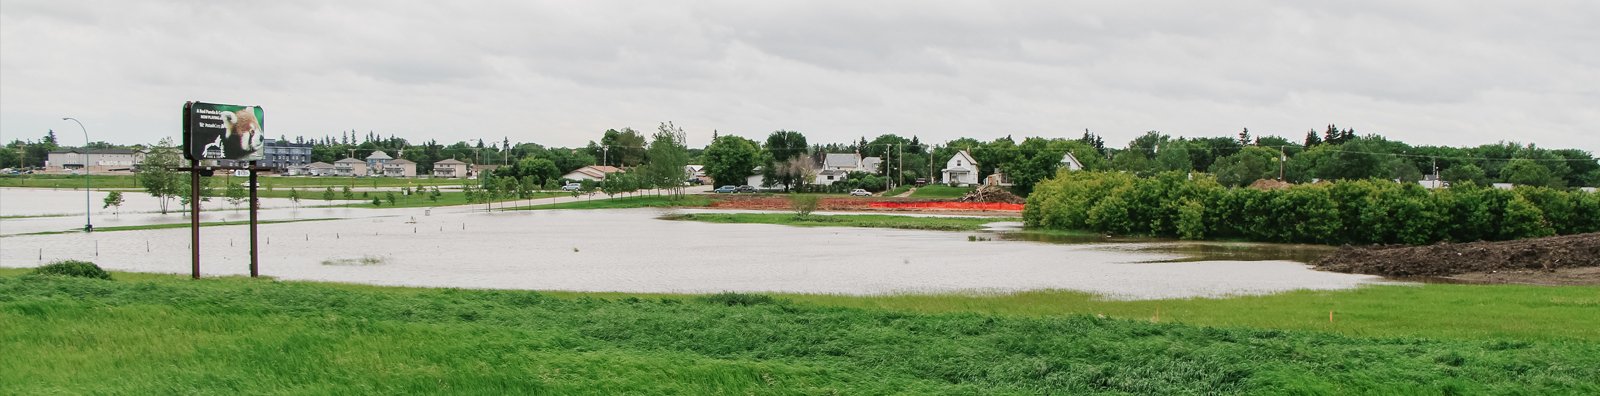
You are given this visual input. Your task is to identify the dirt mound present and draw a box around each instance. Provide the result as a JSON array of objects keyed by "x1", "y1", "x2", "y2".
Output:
[
  {"x1": 1313, "y1": 233, "x2": 1600, "y2": 280},
  {"x1": 959, "y1": 185, "x2": 1026, "y2": 204}
]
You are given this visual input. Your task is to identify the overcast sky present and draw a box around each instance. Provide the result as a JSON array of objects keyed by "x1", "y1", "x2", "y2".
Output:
[{"x1": 2, "y1": 1, "x2": 1596, "y2": 152}]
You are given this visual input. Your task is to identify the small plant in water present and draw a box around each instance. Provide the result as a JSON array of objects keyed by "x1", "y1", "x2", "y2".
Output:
[{"x1": 321, "y1": 255, "x2": 387, "y2": 266}]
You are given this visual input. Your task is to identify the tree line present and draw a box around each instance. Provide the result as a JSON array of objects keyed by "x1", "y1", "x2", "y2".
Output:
[{"x1": 1025, "y1": 171, "x2": 1600, "y2": 245}]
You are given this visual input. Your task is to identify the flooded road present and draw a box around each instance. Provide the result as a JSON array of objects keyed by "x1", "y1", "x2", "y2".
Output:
[{"x1": 0, "y1": 201, "x2": 1383, "y2": 299}]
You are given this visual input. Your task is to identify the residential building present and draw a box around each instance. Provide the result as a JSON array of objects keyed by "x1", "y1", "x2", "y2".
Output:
[
  {"x1": 433, "y1": 159, "x2": 468, "y2": 178},
  {"x1": 814, "y1": 169, "x2": 848, "y2": 186},
  {"x1": 364, "y1": 151, "x2": 393, "y2": 176},
  {"x1": 383, "y1": 158, "x2": 417, "y2": 177},
  {"x1": 469, "y1": 164, "x2": 499, "y2": 179},
  {"x1": 306, "y1": 162, "x2": 335, "y2": 176},
  {"x1": 561, "y1": 165, "x2": 623, "y2": 181},
  {"x1": 861, "y1": 157, "x2": 883, "y2": 174},
  {"x1": 1060, "y1": 152, "x2": 1084, "y2": 171},
  {"x1": 46, "y1": 148, "x2": 145, "y2": 174},
  {"x1": 822, "y1": 153, "x2": 880, "y2": 174},
  {"x1": 941, "y1": 150, "x2": 980, "y2": 186},
  {"x1": 260, "y1": 138, "x2": 312, "y2": 174},
  {"x1": 333, "y1": 158, "x2": 366, "y2": 176}
]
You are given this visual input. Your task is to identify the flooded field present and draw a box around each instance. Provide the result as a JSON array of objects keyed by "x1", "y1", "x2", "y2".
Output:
[
  {"x1": 0, "y1": 187, "x2": 302, "y2": 217},
  {"x1": 0, "y1": 198, "x2": 1383, "y2": 299}
]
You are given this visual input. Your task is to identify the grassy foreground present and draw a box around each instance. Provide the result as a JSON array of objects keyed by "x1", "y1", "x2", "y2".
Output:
[
  {"x1": 666, "y1": 212, "x2": 1017, "y2": 231},
  {"x1": 3, "y1": 272, "x2": 1599, "y2": 394}
]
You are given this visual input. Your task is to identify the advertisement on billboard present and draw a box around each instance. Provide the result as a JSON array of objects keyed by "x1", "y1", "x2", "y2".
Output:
[{"x1": 182, "y1": 101, "x2": 265, "y2": 161}]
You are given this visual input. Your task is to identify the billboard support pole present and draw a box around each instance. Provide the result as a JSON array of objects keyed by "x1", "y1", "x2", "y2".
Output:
[
  {"x1": 190, "y1": 160, "x2": 201, "y2": 279},
  {"x1": 249, "y1": 161, "x2": 259, "y2": 278}
]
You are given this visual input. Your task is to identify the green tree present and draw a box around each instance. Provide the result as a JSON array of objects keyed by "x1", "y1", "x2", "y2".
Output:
[
  {"x1": 703, "y1": 135, "x2": 760, "y2": 187},
  {"x1": 288, "y1": 188, "x2": 301, "y2": 208},
  {"x1": 341, "y1": 186, "x2": 354, "y2": 200},
  {"x1": 594, "y1": 128, "x2": 648, "y2": 167},
  {"x1": 761, "y1": 130, "x2": 809, "y2": 191},
  {"x1": 135, "y1": 138, "x2": 183, "y2": 214},
  {"x1": 385, "y1": 191, "x2": 397, "y2": 206},
  {"x1": 225, "y1": 180, "x2": 247, "y2": 210},
  {"x1": 1501, "y1": 159, "x2": 1560, "y2": 187},
  {"x1": 1440, "y1": 163, "x2": 1489, "y2": 187},
  {"x1": 102, "y1": 191, "x2": 125, "y2": 215},
  {"x1": 322, "y1": 187, "x2": 335, "y2": 205},
  {"x1": 1209, "y1": 146, "x2": 1280, "y2": 187},
  {"x1": 640, "y1": 122, "x2": 691, "y2": 196}
]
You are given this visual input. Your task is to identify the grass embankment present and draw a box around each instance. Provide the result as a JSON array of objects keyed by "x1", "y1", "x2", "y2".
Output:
[
  {"x1": 511, "y1": 194, "x2": 712, "y2": 210},
  {"x1": 9, "y1": 218, "x2": 339, "y2": 236},
  {"x1": 667, "y1": 213, "x2": 1016, "y2": 231},
  {"x1": 2, "y1": 273, "x2": 1596, "y2": 394},
  {"x1": 882, "y1": 185, "x2": 913, "y2": 197},
  {"x1": 909, "y1": 185, "x2": 973, "y2": 198}
]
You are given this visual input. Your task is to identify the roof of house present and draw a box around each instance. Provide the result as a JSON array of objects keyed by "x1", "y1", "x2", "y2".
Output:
[
  {"x1": 365, "y1": 151, "x2": 392, "y2": 160},
  {"x1": 565, "y1": 165, "x2": 624, "y2": 179},
  {"x1": 1060, "y1": 152, "x2": 1082, "y2": 167},
  {"x1": 824, "y1": 153, "x2": 861, "y2": 168},
  {"x1": 818, "y1": 169, "x2": 849, "y2": 176},
  {"x1": 334, "y1": 158, "x2": 364, "y2": 164},
  {"x1": 308, "y1": 162, "x2": 334, "y2": 168},
  {"x1": 435, "y1": 158, "x2": 466, "y2": 165},
  {"x1": 951, "y1": 150, "x2": 978, "y2": 166}
]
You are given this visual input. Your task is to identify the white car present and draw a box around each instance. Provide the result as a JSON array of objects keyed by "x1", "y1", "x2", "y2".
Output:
[{"x1": 849, "y1": 189, "x2": 872, "y2": 196}]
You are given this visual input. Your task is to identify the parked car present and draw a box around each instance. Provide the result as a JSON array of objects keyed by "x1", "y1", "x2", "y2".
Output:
[
  {"x1": 714, "y1": 185, "x2": 737, "y2": 193},
  {"x1": 735, "y1": 185, "x2": 756, "y2": 193},
  {"x1": 561, "y1": 183, "x2": 582, "y2": 191},
  {"x1": 685, "y1": 178, "x2": 704, "y2": 185},
  {"x1": 914, "y1": 178, "x2": 928, "y2": 186},
  {"x1": 849, "y1": 189, "x2": 872, "y2": 196}
]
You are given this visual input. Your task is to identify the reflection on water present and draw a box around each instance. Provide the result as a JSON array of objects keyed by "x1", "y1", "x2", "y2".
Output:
[{"x1": 998, "y1": 231, "x2": 1334, "y2": 263}]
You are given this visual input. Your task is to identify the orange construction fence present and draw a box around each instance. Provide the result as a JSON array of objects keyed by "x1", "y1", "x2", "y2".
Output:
[{"x1": 867, "y1": 201, "x2": 1024, "y2": 211}]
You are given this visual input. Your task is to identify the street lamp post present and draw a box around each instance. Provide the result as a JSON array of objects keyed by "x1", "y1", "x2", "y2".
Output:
[{"x1": 62, "y1": 117, "x2": 92, "y2": 232}]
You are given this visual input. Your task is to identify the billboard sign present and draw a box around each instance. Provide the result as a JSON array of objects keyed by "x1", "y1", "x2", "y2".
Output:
[{"x1": 182, "y1": 101, "x2": 265, "y2": 161}]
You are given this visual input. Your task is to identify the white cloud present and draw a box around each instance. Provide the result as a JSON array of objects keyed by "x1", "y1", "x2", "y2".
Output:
[{"x1": 2, "y1": 0, "x2": 1596, "y2": 153}]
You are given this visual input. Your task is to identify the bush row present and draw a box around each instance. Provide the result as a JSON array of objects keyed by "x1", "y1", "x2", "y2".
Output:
[{"x1": 1024, "y1": 171, "x2": 1600, "y2": 245}]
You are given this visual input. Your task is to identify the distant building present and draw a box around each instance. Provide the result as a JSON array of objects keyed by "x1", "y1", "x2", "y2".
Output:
[
  {"x1": 1492, "y1": 183, "x2": 1515, "y2": 190},
  {"x1": 306, "y1": 162, "x2": 335, "y2": 176},
  {"x1": 860, "y1": 157, "x2": 883, "y2": 174},
  {"x1": 333, "y1": 157, "x2": 366, "y2": 177},
  {"x1": 822, "y1": 153, "x2": 880, "y2": 174},
  {"x1": 561, "y1": 165, "x2": 623, "y2": 181},
  {"x1": 1418, "y1": 175, "x2": 1446, "y2": 189},
  {"x1": 941, "y1": 150, "x2": 980, "y2": 186},
  {"x1": 433, "y1": 159, "x2": 468, "y2": 178},
  {"x1": 470, "y1": 164, "x2": 499, "y2": 179},
  {"x1": 46, "y1": 148, "x2": 145, "y2": 174},
  {"x1": 260, "y1": 138, "x2": 312, "y2": 174},
  {"x1": 814, "y1": 169, "x2": 848, "y2": 186},
  {"x1": 364, "y1": 151, "x2": 393, "y2": 176},
  {"x1": 1061, "y1": 152, "x2": 1084, "y2": 171},
  {"x1": 383, "y1": 158, "x2": 416, "y2": 178}
]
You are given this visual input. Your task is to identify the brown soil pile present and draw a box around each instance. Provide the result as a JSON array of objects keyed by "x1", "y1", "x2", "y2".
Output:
[
  {"x1": 959, "y1": 185, "x2": 1026, "y2": 204},
  {"x1": 1313, "y1": 233, "x2": 1600, "y2": 280}
]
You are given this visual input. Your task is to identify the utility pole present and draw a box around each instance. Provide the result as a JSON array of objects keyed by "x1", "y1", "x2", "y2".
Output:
[
  {"x1": 1278, "y1": 146, "x2": 1286, "y2": 181},
  {"x1": 897, "y1": 142, "x2": 903, "y2": 188}
]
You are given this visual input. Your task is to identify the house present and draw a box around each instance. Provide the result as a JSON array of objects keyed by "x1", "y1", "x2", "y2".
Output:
[
  {"x1": 1060, "y1": 152, "x2": 1084, "y2": 171},
  {"x1": 814, "y1": 169, "x2": 849, "y2": 186},
  {"x1": 469, "y1": 164, "x2": 499, "y2": 179},
  {"x1": 333, "y1": 158, "x2": 367, "y2": 176},
  {"x1": 861, "y1": 157, "x2": 883, "y2": 174},
  {"x1": 1492, "y1": 183, "x2": 1515, "y2": 190},
  {"x1": 364, "y1": 151, "x2": 393, "y2": 176},
  {"x1": 46, "y1": 148, "x2": 145, "y2": 174},
  {"x1": 941, "y1": 150, "x2": 980, "y2": 186},
  {"x1": 433, "y1": 159, "x2": 468, "y2": 178},
  {"x1": 1418, "y1": 175, "x2": 1446, "y2": 189},
  {"x1": 383, "y1": 158, "x2": 417, "y2": 177},
  {"x1": 1581, "y1": 187, "x2": 1597, "y2": 193},
  {"x1": 561, "y1": 165, "x2": 623, "y2": 181},
  {"x1": 306, "y1": 162, "x2": 335, "y2": 176},
  {"x1": 822, "y1": 153, "x2": 882, "y2": 174}
]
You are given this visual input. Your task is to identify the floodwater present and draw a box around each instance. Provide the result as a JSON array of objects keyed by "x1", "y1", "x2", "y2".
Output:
[
  {"x1": 0, "y1": 191, "x2": 1384, "y2": 299},
  {"x1": 0, "y1": 187, "x2": 302, "y2": 217}
]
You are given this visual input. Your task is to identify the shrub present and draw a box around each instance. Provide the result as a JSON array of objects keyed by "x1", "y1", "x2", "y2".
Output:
[
  {"x1": 31, "y1": 260, "x2": 111, "y2": 280},
  {"x1": 789, "y1": 194, "x2": 820, "y2": 217},
  {"x1": 698, "y1": 292, "x2": 782, "y2": 307}
]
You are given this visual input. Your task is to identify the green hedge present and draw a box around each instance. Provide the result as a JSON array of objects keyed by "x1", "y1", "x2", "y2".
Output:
[{"x1": 1025, "y1": 171, "x2": 1600, "y2": 245}]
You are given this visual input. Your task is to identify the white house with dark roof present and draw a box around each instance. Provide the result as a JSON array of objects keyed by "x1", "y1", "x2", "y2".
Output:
[
  {"x1": 561, "y1": 165, "x2": 623, "y2": 181},
  {"x1": 1061, "y1": 152, "x2": 1084, "y2": 171},
  {"x1": 942, "y1": 150, "x2": 980, "y2": 186},
  {"x1": 306, "y1": 162, "x2": 335, "y2": 176}
]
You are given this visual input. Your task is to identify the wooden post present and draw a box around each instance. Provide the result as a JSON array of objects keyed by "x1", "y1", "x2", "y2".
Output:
[{"x1": 249, "y1": 163, "x2": 259, "y2": 278}]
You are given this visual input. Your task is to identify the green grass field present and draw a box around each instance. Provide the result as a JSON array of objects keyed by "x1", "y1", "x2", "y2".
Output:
[
  {"x1": 910, "y1": 185, "x2": 973, "y2": 198},
  {"x1": 2, "y1": 271, "x2": 1596, "y2": 394},
  {"x1": 510, "y1": 194, "x2": 712, "y2": 210},
  {"x1": 666, "y1": 212, "x2": 1018, "y2": 231}
]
